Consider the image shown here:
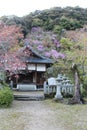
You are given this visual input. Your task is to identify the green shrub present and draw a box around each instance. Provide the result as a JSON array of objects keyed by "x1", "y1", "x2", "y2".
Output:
[{"x1": 0, "y1": 87, "x2": 14, "y2": 107}]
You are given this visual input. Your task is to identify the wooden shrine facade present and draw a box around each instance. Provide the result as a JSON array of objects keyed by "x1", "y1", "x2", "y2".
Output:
[{"x1": 7, "y1": 47, "x2": 53, "y2": 90}]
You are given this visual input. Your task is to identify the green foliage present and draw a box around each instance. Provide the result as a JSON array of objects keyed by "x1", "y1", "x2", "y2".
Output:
[
  {"x1": 59, "y1": 16, "x2": 82, "y2": 30},
  {"x1": 0, "y1": 87, "x2": 14, "y2": 107},
  {"x1": 53, "y1": 25, "x2": 63, "y2": 34},
  {"x1": 60, "y1": 37, "x2": 73, "y2": 50},
  {"x1": 45, "y1": 60, "x2": 67, "y2": 78},
  {"x1": 46, "y1": 59, "x2": 73, "y2": 80},
  {"x1": 82, "y1": 76, "x2": 87, "y2": 97},
  {"x1": 32, "y1": 18, "x2": 43, "y2": 27}
]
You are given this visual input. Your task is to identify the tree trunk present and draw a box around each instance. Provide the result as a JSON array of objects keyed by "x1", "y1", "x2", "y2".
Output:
[
  {"x1": 68, "y1": 64, "x2": 84, "y2": 104},
  {"x1": 73, "y1": 70, "x2": 82, "y2": 103}
]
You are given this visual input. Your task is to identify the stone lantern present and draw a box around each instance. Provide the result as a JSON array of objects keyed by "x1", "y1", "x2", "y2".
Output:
[
  {"x1": 55, "y1": 74, "x2": 63, "y2": 99},
  {"x1": 62, "y1": 77, "x2": 74, "y2": 95},
  {"x1": 66, "y1": 81, "x2": 74, "y2": 95}
]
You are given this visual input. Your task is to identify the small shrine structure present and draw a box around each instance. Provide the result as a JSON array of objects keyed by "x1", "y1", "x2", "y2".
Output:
[{"x1": 7, "y1": 46, "x2": 53, "y2": 90}]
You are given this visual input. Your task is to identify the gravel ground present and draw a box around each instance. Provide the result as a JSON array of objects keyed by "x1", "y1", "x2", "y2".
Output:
[
  {"x1": 0, "y1": 99, "x2": 87, "y2": 130},
  {"x1": 0, "y1": 100, "x2": 64, "y2": 130}
]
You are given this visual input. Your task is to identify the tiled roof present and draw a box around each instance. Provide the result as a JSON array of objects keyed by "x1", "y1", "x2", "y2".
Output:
[
  {"x1": 25, "y1": 57, "x2": 54, "y2": 64},
  {"x1": 20, "y1": 46, "x2": 54, "y2": 64}
]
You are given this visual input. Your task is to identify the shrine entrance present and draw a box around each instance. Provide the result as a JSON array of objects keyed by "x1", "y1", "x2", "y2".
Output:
[
  {"x1": 18, "y1": 73, "x2": 33, "y2": 84},
  {"x1": 7, "y1": 70, "x2": 45, "y2": 90}
]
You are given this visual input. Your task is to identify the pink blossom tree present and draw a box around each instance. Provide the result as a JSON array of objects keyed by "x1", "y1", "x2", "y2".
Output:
[{"x1": 0, "y1": 22, "x2": 24, "y2": 76}]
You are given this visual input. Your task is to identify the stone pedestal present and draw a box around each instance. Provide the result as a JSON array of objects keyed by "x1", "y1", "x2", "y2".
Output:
[{"x1": 55, "y1": 85, "x2": 63, "y2": 99}]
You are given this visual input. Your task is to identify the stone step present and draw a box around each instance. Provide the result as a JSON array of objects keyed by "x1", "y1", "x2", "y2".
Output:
[{"x1": 14, "y1": 95, "x2": 45, "y2": 101}]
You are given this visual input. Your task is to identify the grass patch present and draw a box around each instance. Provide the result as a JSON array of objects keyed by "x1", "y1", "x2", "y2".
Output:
[{"x1": 44, "y1": 99, "x2": 87, "y2": 130}]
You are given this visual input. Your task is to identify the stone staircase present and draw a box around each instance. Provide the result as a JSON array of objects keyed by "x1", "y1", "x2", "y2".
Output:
[{"x1": 13, "y1": 91, "x2": 45, "y2": 101}]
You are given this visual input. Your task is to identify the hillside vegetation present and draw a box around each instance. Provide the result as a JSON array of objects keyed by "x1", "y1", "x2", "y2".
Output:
[{"x1": 1, "y1": 6, "x2": 87, "y2": 36}]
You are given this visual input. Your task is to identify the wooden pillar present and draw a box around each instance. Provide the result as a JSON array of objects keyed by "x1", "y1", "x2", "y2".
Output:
[{"x1": 35, "y1": 71, "x2": 37, "y2": 84}]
